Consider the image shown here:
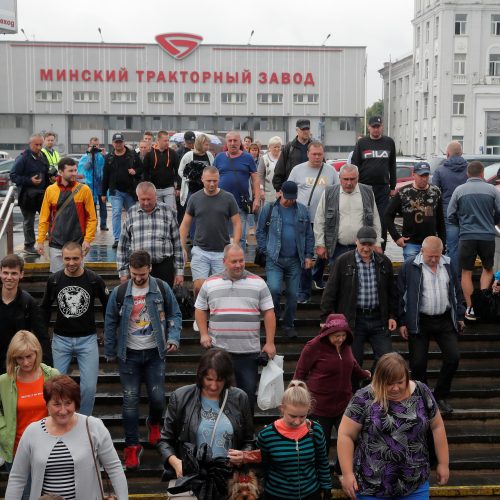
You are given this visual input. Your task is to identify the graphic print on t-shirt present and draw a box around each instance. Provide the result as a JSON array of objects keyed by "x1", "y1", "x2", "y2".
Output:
[
  {"x1": 57, "y1": 286, "x2": 91, "y2": 318},
  {"x1": 129, "y1": 291, "x2": 152, "y2": 337}
]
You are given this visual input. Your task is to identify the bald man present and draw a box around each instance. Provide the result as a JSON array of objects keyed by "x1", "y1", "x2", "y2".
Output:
[{"x1": 398, "y1": 236, "x2": 465, "y2": 414}]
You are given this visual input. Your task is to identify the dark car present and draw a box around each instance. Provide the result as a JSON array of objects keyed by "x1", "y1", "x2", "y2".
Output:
[
  {"x1": 0, "y1": 159, "x2": 14, "y2": 194},
  {"x1": 428, "y1": 154, "x2": 500, "y2": 174}
]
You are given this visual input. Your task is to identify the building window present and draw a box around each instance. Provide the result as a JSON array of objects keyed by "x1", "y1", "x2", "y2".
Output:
[
  {"x1": 434, "y1": 16, "x2": 439, "y2": 38},
  {"x1": 35, "y1": 91, "x2": 62, "y2": 102},
  {"x1": 184, "y1": 92, "x2": 210, "y2": 104},
  {"x1": 415, "y1": 62, "x2": 420, "y2": 82},
  {"x1": 73, "y1": 115, "x2": 105, "y2": 129},
  {"x1": 455, "y1": 14, "x2": 467, "y2": 35},
  {"x1": 425, "y1": 59, "x2": 429, "y2": 79},
  {"x1": 489, "y1": 54, "x2": 500, "y2": 76},
  {"x1": 415, "y1": 100, "x2": 419, "y2": 120},
  {"x1": 425, "y1": 21, "x2": 430, "y2": 43},
  {"x1": 293, "y1": 93, "x2": 319, "y2": 104},
  {"x1": 73, "y1": 91, "x2": 99, "y2": 102},
  {"x1": 452, "y1": 94, "x2": 465, "y2": 115},
  {"x1": 452, "y1": 135, "x2": 464, "y2": 147},
  {"x1": 221, "y1": 93, "x2": 247, "y2": 104},
  {"x1": 423, "y1": 95, "x2": 429, "y2": 119},
  {"x1": 454, "y1": 54, "x2": 466, "y2": 75},
  {"x1": 404, "y1": 76, "x2": 409, "y2": 93},
  {"x1": 257, "y1": 93, "x2": 283, "y2": 104},
  {"x1": 433, "y1": 95, "x2": 437, "y2": 117},
  {"x1": 148, "y1": 92, "x2": 174, "y2": 103},
  {"x1": 339, "y1": 118, "x2": 354, "y2": 131},
  {"x1": 110, "y1": 92, "x2": 136, "y2": 103},
  {"x1": 406, "y1": 107, "x2": 409, "y2": 125},
  {"x1": 434, "y1": 55, "x2": 438, "y2": 76},
  {"x1": 492, "y1": 15, "x2": 500, "y2": 35}
]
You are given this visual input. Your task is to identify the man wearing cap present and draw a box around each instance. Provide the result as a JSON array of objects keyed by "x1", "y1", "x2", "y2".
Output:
[
  {"x1": 314, "y1": 163, "x2": 382, "y2": 264},
  {"x1": 350, "y1": 116, "x2": 397, "y2": 250},
  {"x1": 176, "y1": 131, "x2": 196, "y2": 159},
  {"x1": 321, "y1": 226, "x2": 398, "y2": 376},
  {"x1": 256, "y1": 180, "x2": 314, "y2": 338},
  {"x1": 398, "y1": 236, "x2": 465, "y2": 414},
  {"x1": 272, "y1": 118, "x2": 313, "y2": 192},
  {"x1": 385, "y1": 161, "x2": 446, "y2": 260},
  {"x1": 143, "y1": 130, "x2": 180, "y2": 210},
  {"x1": 101, "y1": 133, "x2": 142, "y2": 248}
]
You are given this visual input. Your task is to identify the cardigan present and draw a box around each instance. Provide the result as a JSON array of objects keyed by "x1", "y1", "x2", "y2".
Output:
[
  {"x1": 5, "y1": 413, "x2": 128, "y2": 500},
  {"x1": 0, "y1": 364, "x2": 59, "y2": 463}
]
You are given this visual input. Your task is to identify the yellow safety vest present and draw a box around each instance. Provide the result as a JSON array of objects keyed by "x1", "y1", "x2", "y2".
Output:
[{"x1": 41, "y1": 148, "x2": 60, "y2": 167}]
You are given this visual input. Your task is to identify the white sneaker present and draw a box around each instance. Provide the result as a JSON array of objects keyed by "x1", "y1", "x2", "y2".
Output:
[{"x1": 193, "y1": 320, "x2": 200, "y2": 332}]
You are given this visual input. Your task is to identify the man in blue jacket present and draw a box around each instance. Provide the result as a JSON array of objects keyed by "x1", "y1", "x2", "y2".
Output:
[
  {"x1": 398, "y1": 236, "x2": 465, "y2": 414},
  {"x1": 448, "y1": 161, "x2": 500, "y2": 320},
  {"x1": 432, "y1": 141, "x2": 468, "y2": 268},
  {"x1": 256, "y1": 180, "x2": 314, "y2": 338},
  {"x1": 104, "y1": 250, "x2": 182, "y2": 471}
]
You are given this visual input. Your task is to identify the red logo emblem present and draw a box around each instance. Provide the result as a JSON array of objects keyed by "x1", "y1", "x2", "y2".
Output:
[{"x1": 155, "y1": 33, "x2": 203, "y2": 60}]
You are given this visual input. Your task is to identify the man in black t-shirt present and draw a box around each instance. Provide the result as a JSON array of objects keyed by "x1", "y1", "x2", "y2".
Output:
[
  {"x1": 41, "y1": 241, "x2": 109, "y2": 415},
  {"x1": 350, "y1": 116, "x2": 397, "y2": 250}
]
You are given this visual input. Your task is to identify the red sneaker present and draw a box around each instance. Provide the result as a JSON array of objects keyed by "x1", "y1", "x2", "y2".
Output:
[
  {"x1": 123, "y1": 444, "x2": 143, "y2": 470},
  {"x1": 146, "y1": 417, "x2": 161, "y2": 446}
]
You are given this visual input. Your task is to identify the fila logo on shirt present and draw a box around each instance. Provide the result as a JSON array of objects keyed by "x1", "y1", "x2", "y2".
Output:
[{"x1": 362, "y1": 150, "x2": 390, "y2": 159}]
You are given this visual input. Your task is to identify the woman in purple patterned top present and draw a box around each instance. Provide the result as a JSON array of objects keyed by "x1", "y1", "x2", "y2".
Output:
[{"x1": 337, "y1": 353, "x2": 449, "y2": 499}]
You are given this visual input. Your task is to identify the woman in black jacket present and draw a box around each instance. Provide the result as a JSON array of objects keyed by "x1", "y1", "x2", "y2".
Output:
[{"x1": 158, "y1": 348, "x2": 254, "y2": 482}]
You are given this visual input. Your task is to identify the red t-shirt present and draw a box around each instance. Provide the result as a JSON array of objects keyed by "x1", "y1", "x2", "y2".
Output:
[{"x1": 15, "y1": 374, "x2": 47, "y2": 452}]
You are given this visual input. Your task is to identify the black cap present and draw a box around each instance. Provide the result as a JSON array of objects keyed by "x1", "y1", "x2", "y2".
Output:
[
  {"x1": 184, "y1": 131, "x2": 196, "y2": 142},
  {"x1": 296, "y1": 119, "x2": 310, "y2": 130},
  {"x1": 413, "y1": 161, "x2": 431, "y2": 175},
  {"x1": 369, "y1": 116, "x2": 383, "y2": 126},
  {"x1": 112, "y1": 133, "x2": 125, "y2": 142},
  {"x1": 356, "y1": 226, "x2": 377, "y2": 244},
  {"x1": 281, "y1": 181, "x2": 298, "y2": 200}
]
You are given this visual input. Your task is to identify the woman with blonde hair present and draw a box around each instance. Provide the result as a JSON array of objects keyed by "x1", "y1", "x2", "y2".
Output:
[
  {"x1": 258, "y1": 136, "x2": 282, "y2": 203},
  {"x1": 257, "y1": 380, "x2": 332, "y2": 499},
  {"x1": 0, "y1": 330, "x2": 59, "y2": 499},
  {"x1": 337, "y1": 352, "x2": 449, "y2": 500}
]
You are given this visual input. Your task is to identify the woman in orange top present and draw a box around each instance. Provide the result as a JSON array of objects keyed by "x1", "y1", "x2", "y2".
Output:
[{"x1": 0, "y1": 330, "x2": 59, "y2": 492}]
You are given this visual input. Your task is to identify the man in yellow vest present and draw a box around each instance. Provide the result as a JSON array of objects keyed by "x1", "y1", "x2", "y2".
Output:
[{"x1": 41, "y1": 132, "x2": 60, "y2": 177}]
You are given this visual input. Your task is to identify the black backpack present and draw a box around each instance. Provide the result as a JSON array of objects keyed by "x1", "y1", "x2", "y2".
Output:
[
  {"x1": 173, "y1": 285, "x2": 194, "y2": 319},
  {"x1": 115, "y1": 277, "x2": 168, "y2": 310}
]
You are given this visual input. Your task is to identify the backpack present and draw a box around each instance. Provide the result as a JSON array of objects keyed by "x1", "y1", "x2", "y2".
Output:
[
  {"x1": 48, "y1": 268, "x2": 102, "y2": 304},
  {"x1": 173, "y1": 285, "x2": 194, "y2": 319},
  {"x1": 115, "y1": 276, "x2": 168, "y2": 311}
]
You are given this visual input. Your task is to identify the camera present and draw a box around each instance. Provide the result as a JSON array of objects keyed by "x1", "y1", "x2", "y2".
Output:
[
  {"x1": 240, "y1": 195, "x2": 253, "y2": 214},
  {"x1": 257, "y1": 351, "x2": 269, "y2": 366},
  {"x1": 89, "y1": 145, "x2": 102, "y2": 156}
]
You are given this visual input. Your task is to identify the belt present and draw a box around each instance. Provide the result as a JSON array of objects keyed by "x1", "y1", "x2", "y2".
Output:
[
  {"x1": 419, "y1": 310, "x2": 450, "y2": 319},
  {"x1": 357, "y1": 306, "x2": 380, "y2": 315}
]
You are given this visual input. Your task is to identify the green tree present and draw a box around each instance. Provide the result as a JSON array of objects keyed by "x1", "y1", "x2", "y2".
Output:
[{"x1": 361, "y1": 100, "x2": 384, "y2": 134}]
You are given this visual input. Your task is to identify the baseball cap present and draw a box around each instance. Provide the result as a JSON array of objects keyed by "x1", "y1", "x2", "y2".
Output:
[
  {"x1": 319, "y1": 313, "x2": 352, "y2": 337},
  {"x1": 296, "y1": 119, "x2": 310, "y2": 130},
  {"x1": 369, "y1": 116, "x2": 383, "y2": 126},
  {"x1": 112, "y1": 133, "x2": 125, "y2": 142},
  {"x1": 281, "y1": 181, "x2": 298, "y2": 200},
  {"x1": 356, "y1": 226, "x2": 377, "y2": 244},
  {"x1": 413, "y1": 161, "x2": 431, "y2": 175},
  {"x1": 184, "y1": 131, "x2": 196, "y2": 142}
]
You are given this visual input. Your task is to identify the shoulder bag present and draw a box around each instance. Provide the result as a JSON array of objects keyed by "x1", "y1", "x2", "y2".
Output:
[{"x1": 306, "y1": 163, "x2": 324, "y2": 208}]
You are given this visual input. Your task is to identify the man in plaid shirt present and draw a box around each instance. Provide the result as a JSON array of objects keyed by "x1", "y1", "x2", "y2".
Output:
[
  {"x1": 117, "y1": 181, "x2": 184, "y2": 287},
  {"x1": 320, "y1": 226, "x2": 398, "y2": 382}
]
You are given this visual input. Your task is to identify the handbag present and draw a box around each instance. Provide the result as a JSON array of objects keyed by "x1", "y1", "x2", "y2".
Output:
[
  {"x1": 229, "y1": 156, "x2": 253, "y2": 213},
  {"x1": 254, "y1": 201, "x2": 275, "y2": 267},
  {"x1": 86, "y1": 417, "x2": 118, "y2": 500},
  {"x1": 416, "y1": 381, "x2": 438, "y2": 468}
]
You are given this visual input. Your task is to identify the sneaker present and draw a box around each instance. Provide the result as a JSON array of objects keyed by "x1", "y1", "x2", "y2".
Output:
[
  {"x1": 112, "y1": 240, "x2": 119, "y2": 249},
  {"x1": 312, "y1": 279, "x2": 325, "y2": 290},
  {"x1": 100, "y1": 226, "x2": 109, "y2": 231},
  {"x1": 23, "y1": 245, "x2": 38, "y2": 255},
  {"x1": 193, "y1": 320, "x2": 200, "y2": 332},
  {"x1": 436, "y1": 399, "x2": 453, "y2": 414},
  {"x1": 146, "y1": 418, "x2": 161, "y2": 446},
  {"x1": 283, "y1": 327, "x2": 298, "y2": 339},
  {"x1": 465, "y1": 307, "x2": 476, "y2": 321},
  {"x1": 297, "y1": 297, "x2": 310, "y2": 304},
  {"x1": 124, "y1": 444, "x2": 143, "y2": 470}
]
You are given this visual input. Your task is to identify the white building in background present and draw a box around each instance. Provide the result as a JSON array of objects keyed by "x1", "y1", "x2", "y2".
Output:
[{"x1": 380, "y1": 0, "x2": 500, "y2": 157}]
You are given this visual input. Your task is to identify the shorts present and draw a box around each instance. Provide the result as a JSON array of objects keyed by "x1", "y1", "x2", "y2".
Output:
[
  {"x1": 190, "y1": 246, "x2": 225, "y2": 281},
  {"x1": 459, "y1": 239, "x2": 495, "y2": 270}
]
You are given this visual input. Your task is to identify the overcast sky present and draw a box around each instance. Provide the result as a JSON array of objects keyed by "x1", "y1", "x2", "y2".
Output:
[{"x1": 2, "y1": 0, "x2": 414, "y2": 106}]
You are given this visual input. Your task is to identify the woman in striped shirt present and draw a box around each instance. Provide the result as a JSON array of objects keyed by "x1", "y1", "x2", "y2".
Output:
[{"x1": 256, "y1": 381, "x2": 333, "y2": 500}]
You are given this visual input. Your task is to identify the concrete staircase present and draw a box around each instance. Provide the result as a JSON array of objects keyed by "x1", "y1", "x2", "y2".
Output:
[{"x1": 4, "y1": 263, "x2": 500, "y2": 499}]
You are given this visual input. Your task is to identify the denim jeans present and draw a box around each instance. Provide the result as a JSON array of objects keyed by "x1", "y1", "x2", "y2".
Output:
[
  {"x1": 357, "y1": 481, "x2": 429, "y2": 500},
  {"x1": 298, "y1": 258, "x2": 325, "y2": 301},
  {"x1": 52, "y1": 333, "x2": 99, "y2": 416},
  {"x1": 97, "y1": 197, "x2": 108, "y2": 229},
  {"x1": 229, "y1": 352, "x2": 258, "y2": 412},
  {"x1": 118, "y1": 348, "x2": 166, "y2": 446},
  {"x1": 20, "y1": 206, "x2": 36, "y2": 248},
  {"x1": 110, "y1": 191, "x2": 136, "y2": 241},
  {"x1": 445, "y1": 222, "x2": 460, "y2": 275},
  {"x1": 329, "y1": 244, "x2": 356, "y2": 265},
  {"x1": 403, "y1": 242, "x2": 422, "y2": 261},
  {"x1": 229, "y1": 208, "x2": 251, "y2": 252},
  {"x1": 409, "y1": 312, "x2": 459, "y2": 399},
  {"x1": 266, "y1": 256, "x2": 301, "y2": 328}
]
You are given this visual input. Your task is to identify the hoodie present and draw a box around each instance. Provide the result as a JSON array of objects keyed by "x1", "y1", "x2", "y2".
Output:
[
  {"x1": 294, "y1": 317, "x2": 369, "y2": 417},
  {"x1": 432, "y1": 156, "x2": 468, "y2": 216}
]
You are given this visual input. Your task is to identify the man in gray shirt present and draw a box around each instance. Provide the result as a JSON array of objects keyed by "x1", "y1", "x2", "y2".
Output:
[
  {"x1": 288, "y1": 141, "x2": 339, "y2": 302},
  {"x1": 180, "y1": 166, "x2": 241, "y2": 329}
]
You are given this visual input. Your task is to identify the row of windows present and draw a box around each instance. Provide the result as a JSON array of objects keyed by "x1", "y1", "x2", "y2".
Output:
[
  {"x1": 412, "y1": 94, "x2": 465, "y2": 121},
  {"x1": 35, "y1": 91, "x2": 320, "y2": 105}
]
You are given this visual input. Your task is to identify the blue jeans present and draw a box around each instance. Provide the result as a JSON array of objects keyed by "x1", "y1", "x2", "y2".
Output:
[
  {"x1": 97, "y1": 197, "x2": 108, "y2": 229},
  {"x1": 52, "y1": 333, "x2": 99, "y2": 416},
  {"x1": 229, "y1": 208, "x2": 251, "y2": 252},
  {"x1": 445, "y1": 222, "x2": 460, "y2": 274},
  {"x1": 266, "y1": 256, "x2": 301, "y2": 328},
  {"x1": 357, "y1": 481, "x2": 429, "y2": 500},
  {"x1": 299, "y1": 258, "x2": 325, "y2": 301},
  {"x1": 118, "y1": 348, "x2": 165, "y2": 446},
  {"x1": 403, "y1": 242, "x2": 422, "y2": 261},
  {"x1": 230, "y1": 352, "x2": 258, "y2": 413},
  {"x1": 110, "y1": 191, "x2": 135, "y2": 241},
  {"x1": 329, "y1": 243, "x2": 356, "y2": 265}
]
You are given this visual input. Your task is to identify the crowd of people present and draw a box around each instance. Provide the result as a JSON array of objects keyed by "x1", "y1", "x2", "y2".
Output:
[{"x1": 2, "y1": 118, "x2": 500, "y2": 499}]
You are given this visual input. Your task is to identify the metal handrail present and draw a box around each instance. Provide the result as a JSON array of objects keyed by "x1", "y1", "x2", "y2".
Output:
[{"x1": 0, "y1": 185, "x2": 16, "y2": 242}]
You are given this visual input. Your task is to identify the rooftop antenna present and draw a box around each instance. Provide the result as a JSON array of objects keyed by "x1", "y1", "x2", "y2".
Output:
[
  {"x1": 321, "y1": 33, "x2": 331, "y2": 46},
  {"x1": 248, "y1": 30, "x2": 254, "y2": 45}
]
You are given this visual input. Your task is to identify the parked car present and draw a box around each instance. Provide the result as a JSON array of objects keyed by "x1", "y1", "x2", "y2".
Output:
[
  {"x1": 428, "y1": 154, "x2": 500, "y2": 173},
  {"x1": 0, "y1": 159, "x2": 14, "y2": 194},
  {"x1": 326, "y1": 159, "x2": 347, "y2": 171}
]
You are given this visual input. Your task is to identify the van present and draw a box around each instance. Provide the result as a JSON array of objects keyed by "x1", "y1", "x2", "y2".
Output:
[{"x1": 0, "y1": 151, "x2": 11, "y2": 160}]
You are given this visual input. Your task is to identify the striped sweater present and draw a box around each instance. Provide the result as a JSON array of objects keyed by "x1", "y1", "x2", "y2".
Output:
[{"x1": 257, "y1": 421, "x2": 332, "y2": 498}]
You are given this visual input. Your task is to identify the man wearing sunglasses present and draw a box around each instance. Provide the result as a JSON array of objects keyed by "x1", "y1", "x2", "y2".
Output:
[{"x1": 350, "y1": 116, "x2": 397, "y2": 251}]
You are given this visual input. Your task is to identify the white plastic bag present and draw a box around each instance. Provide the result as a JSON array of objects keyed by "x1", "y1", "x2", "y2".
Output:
[{"x1": 257, "y1": 354, "x2": 284, "y2": 411}]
